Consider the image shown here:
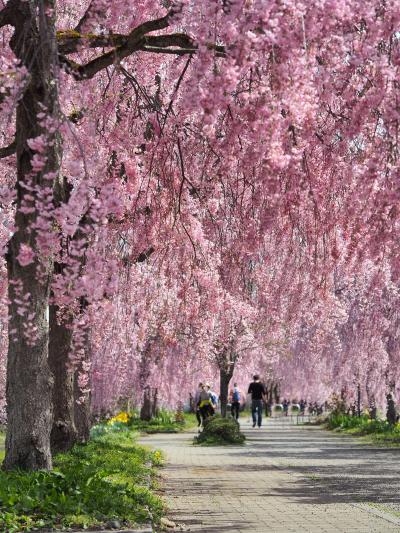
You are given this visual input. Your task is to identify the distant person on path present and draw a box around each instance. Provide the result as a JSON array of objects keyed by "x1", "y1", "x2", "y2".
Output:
[
  {"x1": 230, "y1": 383, "x2": 241, "y2": 420},
  {"x1": 282, "y1": 398, "x2": 289, "y2": 416},
  {"x1": 194, "y1": 382, "x2": 203, "y2": 427},
  {"x1": 248, "y1": 375, "x2": 266, "y2": 428}
]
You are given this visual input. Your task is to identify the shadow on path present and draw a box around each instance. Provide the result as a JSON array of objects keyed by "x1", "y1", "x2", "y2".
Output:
[{"x1": 143, "y1": 419, "x2": 400, "y2": 532}]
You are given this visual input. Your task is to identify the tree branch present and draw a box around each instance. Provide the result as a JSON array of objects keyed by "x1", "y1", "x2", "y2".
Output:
[
  {"x1": 74, "y1": 0, "x2": 95, "y2": 33},
  {"x1": 59, "y1": 12, "x2": 226, "y2": 80},
  {"x1": 57, "y1": 30, "x2": 127, "y2": 54},
  {"x1": 135, "y1": 246, "x2": 155, "y2": 263},
  {"x1": 0, "y1": 139, "x2": 16, "y2": 158},
  {"x1": 68, "y1": 12, "x2": 173, "y2": 80},
  {"x1": 0, "y1": 1, "x2": 14, "y2": 28}
]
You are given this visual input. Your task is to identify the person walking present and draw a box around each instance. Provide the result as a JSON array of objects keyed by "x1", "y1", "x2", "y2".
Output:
[
  {"x1": 230, "y1": 383, "x2": 241, "y2": 420},
  {"x1": 194, "y1": 382, "x2": 203, "y2": 427},
  {"x1": 248, "y1": 375, "x2": 266, "y2": 428},
  {"x1": 199, "y1": 384, "x2": 214, "y2": 420},
  {"x1": 207, "y1": 384, "x2": 219, "y2": 414},
  {"x1": 282, "y1": 398, "x2": 289, "y2": 416}
]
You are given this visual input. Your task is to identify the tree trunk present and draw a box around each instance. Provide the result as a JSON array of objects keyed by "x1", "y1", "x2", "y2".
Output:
[
  {"x1": 151, "y1": 387, "x2": 159, "y2": 418},
  {"x1": 220, "y1": 368, "x2": 233, "y2": 418},
  {"x1": 74, "y1": 359, "x2": 92, "y2": 444},
  {"x1": 4, "y1": 0, "x2": 62, "y2": 470},
  {"x1": 140, "y1": 386, "x2": 152, "y2": 421},
  {"x1": 5, "y1": 260, "x2": 54, "y2": 470},
  {"x1": 49, "y1": 305, "x2": 77, "y2": 453}
]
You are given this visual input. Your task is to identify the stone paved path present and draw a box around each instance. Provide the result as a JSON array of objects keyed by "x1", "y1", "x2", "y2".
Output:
[{"x1": 141, "y1": 417, "x2": 400, "y2": 532}]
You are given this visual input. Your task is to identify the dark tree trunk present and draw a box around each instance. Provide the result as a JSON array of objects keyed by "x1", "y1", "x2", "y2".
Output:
[
  {"x1": 74, "y1": 375, "x2": 91, "y2": 443},
  {"x1": 5, "y1": 260, "x2": 54, "y2": 469},
  {"x1": 140, "y1": 386, "x2": 152, "y2": 421},
  {"x1": 220, "y1": 367, "x2": 233, "y2": 418},
  {"x1": 4, "y1": 0, "x2": 62, "y2": 470},
  {"x1": 49, "y1": 305, "x2": 77, "y2": 453},
  {"x1": 151, "y1": 387, "x2": 159, "y2": 418},
  {"x1": 74, "y1": 347, "x2": 92, "y2": 444}
]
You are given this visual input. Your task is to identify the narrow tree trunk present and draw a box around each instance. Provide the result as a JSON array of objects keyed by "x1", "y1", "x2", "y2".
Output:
[
  {"x1": 4, "y1": 0, "x2": 62, "y2": 470},
  {"x1": 74, "y1": 355, "x2": 92, "y2": 443},
  {"x1": 220, "y1": 368, "x2": 233, "y2": 418},
  {"x1": 140, "y1": 386, "x2": 152, "y2": 421},
  {"x1": 151, "y1": 387, "x2": 159, "y2": 418},
  {"x1": 49, "y1": 305, "x2": 77, "y2": 453}
]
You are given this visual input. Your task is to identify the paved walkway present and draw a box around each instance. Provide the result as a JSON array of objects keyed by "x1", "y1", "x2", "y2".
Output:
[{"x1": 141, "y1": 417, "x2": 400, "y2": 532}]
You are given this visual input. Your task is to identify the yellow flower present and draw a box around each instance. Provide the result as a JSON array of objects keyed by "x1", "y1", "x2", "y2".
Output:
[
  {"x1": 108, "y1": 411, "x2": 130, "y2": 425},
  {"x1": 153, "y1": 450, "x2": 163, "y2": 464}
]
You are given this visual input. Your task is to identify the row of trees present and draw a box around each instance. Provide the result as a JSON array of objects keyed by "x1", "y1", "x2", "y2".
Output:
[{"x1": 0, "y1": 0, "x2": 400, "y2": 470}]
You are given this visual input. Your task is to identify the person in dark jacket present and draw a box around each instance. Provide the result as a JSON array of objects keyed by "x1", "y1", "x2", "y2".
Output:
[{"x1": 248, "y1": 375, "x2": 266, "y2": 428}]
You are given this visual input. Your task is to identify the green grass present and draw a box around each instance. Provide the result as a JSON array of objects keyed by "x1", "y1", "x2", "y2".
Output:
[
  {"x1": 0, "y1": 428, "x2": 163, "y2": 532},
  {"x1": 128, "y1": 410, "x2": 197, "y2": 434},
  {"x1": 194, "y1": 415, "x2": 246, "y2": 446},
  {"x1": 326, "y1": 413, "x2": 400, "y2": 446}
]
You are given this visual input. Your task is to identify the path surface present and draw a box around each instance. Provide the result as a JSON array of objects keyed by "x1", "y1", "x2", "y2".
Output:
[{"x1": 141, "y1": 418, "x2": 400, "y2": 532}]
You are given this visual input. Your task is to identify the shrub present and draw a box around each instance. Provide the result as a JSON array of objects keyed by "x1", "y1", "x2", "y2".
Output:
[
  {"x1": 326, "y1": 413, "x2": 400, "y2": 443},
  {"x1": 194, "y1": 415, "x2": 246, "y2": 445}
]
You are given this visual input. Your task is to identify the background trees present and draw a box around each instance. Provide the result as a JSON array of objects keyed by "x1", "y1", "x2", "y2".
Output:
[{"x1": 0, "y1": 0, "x2": 400, "y2": 469}]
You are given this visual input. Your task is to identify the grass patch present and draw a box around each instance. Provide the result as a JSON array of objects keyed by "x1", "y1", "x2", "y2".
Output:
[
  {"x1": 128, "y1": 410, "x2": 197, "y2": 434},
  {"x1": 325, "y1": 413, "x2": 400, "y2": 446},
  {"x1": 0, "y1": 427, "x2": 163, "y2": 532},
  {"x1": 194, "y1": 415, "x2": 246, "y2": 446}
]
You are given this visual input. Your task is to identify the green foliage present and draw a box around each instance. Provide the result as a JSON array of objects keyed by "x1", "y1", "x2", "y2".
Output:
[
  {"x1": 128, "y1": 409, "x2": 194, "y2": 434},
  {"x1": 0, "y1": 429, "x2": 163, "y2": 532},
  {"x1": 194, "y1": 415, "x2": 246, "y2": 445},
  {"x1": 326, "y1": 413, "x2": 400, "y2": 445}
]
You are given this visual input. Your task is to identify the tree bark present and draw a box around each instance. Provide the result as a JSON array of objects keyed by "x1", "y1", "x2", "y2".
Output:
[
  {"x1": 140, "y1": 386, "x2": 152, "y2": 421},
  {"x1": 5, "y1": 260, "x2": 54, "y2": 469},
  {"x1": 74, "y1": 340, "x2": 92, "y2": 444},
  {"x1": 220, "y1": 367, "x2": 233, "y2": 418},
  {"x1": 74, "y1": 374, "x2": 91, "y2": 443},
  {"x1": 49, "y1": 305, "x2": 77, "y2": 453},
  {"x1": 4, "y1": 0, "x2": 62, "y2": 470}
]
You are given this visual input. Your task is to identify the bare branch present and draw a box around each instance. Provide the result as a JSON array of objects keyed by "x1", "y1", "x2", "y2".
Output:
[
  {"x1": 70, "y1": 12, "x2": 173, "y2": 80},
  {"x1": 0, "y1": 139, "x2": 16, "y2": 158},
  {"x1": 0, "y1": 1, "x2": 14, "y2": 28},
  {"x1": 135, "y1": 247, "x2": 155, "y2": 263},
  {"x1": 143, "y1": 35, "x2": 226, "y2": 57},
  {"x1": 57, "y1": 30, "x2": 126, "y2": 54},
  {"x1": 140, "y1": 46, "x2": 197, "y2": 55},
  {"x1": 143, "y1": 33, "x2": 194, "y2": 49},
  {"x1": 74, "y1": 0, "x2": 95, "y2": 33},
  {"x1": 59, "y1": 11, "x2": 226, "y2": 80}
]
